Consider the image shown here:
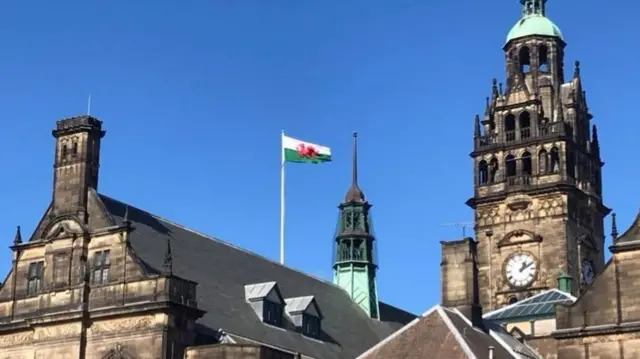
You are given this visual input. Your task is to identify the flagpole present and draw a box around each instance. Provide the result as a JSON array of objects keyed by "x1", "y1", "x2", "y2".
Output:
[{"x1": 280, "y1": 130, "x2": 285, "y2": 265}]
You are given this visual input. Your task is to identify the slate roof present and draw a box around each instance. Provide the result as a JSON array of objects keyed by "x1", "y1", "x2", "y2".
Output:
[
  {"x1": 615, "y1": 209, "x2": 640, "y2": 244},
  {"x1": 357, "y1": 305, "x2": 541, "y2": 359},
  {"x1": 97, "y1": 192, "x2": 415, "y2": 359},
  {"x1": 483, "y1": 289, "x2": 576, "y2": 322}
]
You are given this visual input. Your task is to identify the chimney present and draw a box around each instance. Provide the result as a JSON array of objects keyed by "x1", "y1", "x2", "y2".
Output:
[{"x1": 440, "y1": 237, "x2": 484, "y2": 328}]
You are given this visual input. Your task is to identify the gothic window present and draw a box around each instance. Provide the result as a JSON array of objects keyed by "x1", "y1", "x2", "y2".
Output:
[
  {"x1": 61, "y1": 144, "x2": 68, "y2": 158},
  {"x1": 302, "y1": 314, "x2": 321, "y2": 338},
  {"x1": 521, "y1": 152, "x2": 532, "y2": 177},
  {"x1": 27, "y1": 261, "x2": 44, "y2": 296},
  {"x1": 539, "y1": 45, "x2": 549, "y2": 71},
  {"x1": 352, "y1": 211, "x2": 361, "y2": 229},
  {"x1": 91, "y1": 250, "x2": 111, "y2": 285},
  {"x1": 489, "y1": 158, "x2": 499, "y2": 183},
  {"x1": 519, "y1": 112, "x2": 531, "y2": 139},
  {"x1": 343, "y1": 212, "x2": 353, "y2": 230},
  {"x1": 352, "y1": 239, "x2": 364, "y2": 260},
  {"x1": 505, "y1": 155, "x2": 516, "y2": 178},
  {"x1": 550, "y1": 147, "x2": 560, "y2": 173},
  {"x1": 72, "y1": 142, "x2": 78, "y2": 155},
  {"x1": 519, "y1": 46, "x2": 531, "y2": 73},
  {"x1": 263, "y1": 300, "x2": 283, "y2": 326},
  {"x1": 341, "y1": 242, "x2": 352, "y2": 261},
  {"x1": 478, "y1": 160, "x2": 488, "y2": 185},
  {"x1": 538, "y1": 149, "x2": 548, "y2": 174},
  {"x1": 505, "y1": 114, "x2": 516, "y2": 142}
]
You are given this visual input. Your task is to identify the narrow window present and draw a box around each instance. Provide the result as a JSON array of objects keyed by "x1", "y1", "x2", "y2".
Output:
[
  {"x1": 61, "y1": 144, "x2": 68, "y2": 158},
  {"x1": 519, "y1": 46, "x2": 531, "y2": 73},
  {"x1": 522, "y1": 152, "x2": 532, "y2": 176},
  {"x1": 27, "y1": 261, "x2": 44, "y2": 296},
  {"x1": 505, "y1": 114, "x2": 516, "y2": 142},
  {"x1": 550, "y1": 147, "x2": 560, "y2": 173},
  {"x1": 506, "y1": 155, "x2": 516, "y2": 178},
  {"x1": 72, "y1": 142, "x2": 78, "y2": 155},
  {"x1": 538, "y1": 149, "x2": 548, "y2": 174},
  {"x1": 519, "y1": 112, "x2": 531, "y2": 140},
  {"x1": 478, "y1": 160, "x2": 488, "y2": 185},
  {"x1": 489, "y1": 158, "x2": 499, "y2": 183},
  {"x1": 539, "y1": 45, "x2": 549, "y2": 72},
  {"x1": 91, "y1": 250, "x2": 111, "y2": 285}
]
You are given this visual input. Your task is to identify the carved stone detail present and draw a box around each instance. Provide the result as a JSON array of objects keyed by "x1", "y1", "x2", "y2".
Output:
[
  {"x1": 34, "y1": 323, "x2": 82, "y2": 340},
  {"x1": 90, "y1": 315, "x2": 155, "y2": 334},
  {"x1": 0, "y1": 331, "x2": 33, "y2": 347}
]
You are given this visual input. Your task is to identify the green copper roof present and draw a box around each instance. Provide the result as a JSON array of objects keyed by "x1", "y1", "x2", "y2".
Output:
[{"x1": 506, "y1": 15, "x2": 563, "y2": 44}]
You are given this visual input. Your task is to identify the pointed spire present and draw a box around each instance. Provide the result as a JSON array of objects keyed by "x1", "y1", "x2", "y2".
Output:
[
  {"x1": 344, "y1": 132, "x2": 365, "y2": 203},
  {"x1": 13, "y1": 226, "x2": 22, "y2": 245},
  {"x1": 499, "y1": 82, "x2": 503, "y2": 96},
  {"x1": 163, "y1": 237, "x2": 173, "y2": 275},
  {"x1": 611, "y1": 213, "x2": 618, "y2": 240},
  {"x1": 491, "y1": 78, "x2": 499, "y2": 99},
  {"x1": 573, "y1": 60, "x2": 580, "y2": 79},
  {"x1": 474, "y1": 114, "x2": 482, "y2": 137},
  {"x1": 592, "y1": 125, "x2": 599, "y2": 144},
  {"x1": 484, "y1": 97, "x2": 491, "y2": 116}
]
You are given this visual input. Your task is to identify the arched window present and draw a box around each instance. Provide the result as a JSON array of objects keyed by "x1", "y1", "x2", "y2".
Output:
[
  {"x1": 538, "y1": 149, "x2": 548, "y2": 174},
  {"x1": 478, "y1": 160, "x2": 488, "y2": 185},
  {"x1": 489, "y1": 158, "x2": 499, "y2": 183},
  {"x1": 539, "y1": 45, "x2": 549, "y2": 71},
  {"x1": 72, "y1": 142, "x2": 78, "y2": 155},
  {"x1": 507, "y1": 296, "x2": 518, "y2": 305},
  {"x1": 519, "y1": 46, "x2": 531, "y2": 73},
  {"x1": 61, "y1": 144, "x2": 68, "y2": 158},
  {"x1": 550, "y1": 147, "x2": 560, "y2": 173},
  {"x1": 506, "y1": 155, "x2": 516, "y2": 178},
  {"x1": 505, "y1": 114, "x2": 516, "y2": 142},
  {"x1": 519, "y1": 112, "x2": 531, "y2": 139},
  {"x1": 522, "y1": 151, "x2": 532, "y2": 176}
]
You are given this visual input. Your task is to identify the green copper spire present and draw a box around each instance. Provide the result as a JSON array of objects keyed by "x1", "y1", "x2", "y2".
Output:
[
  {"x1": 506, "y1": 0, "x2": 562, "y2": 45},
  {"x1": 332, "y1": 133, "x2": 380, "y2": 319}
]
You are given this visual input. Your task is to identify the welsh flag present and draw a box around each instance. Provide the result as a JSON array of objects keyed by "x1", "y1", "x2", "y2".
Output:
[{"x1": 283, "y1": 134, "x2": 331, "y2": 164}]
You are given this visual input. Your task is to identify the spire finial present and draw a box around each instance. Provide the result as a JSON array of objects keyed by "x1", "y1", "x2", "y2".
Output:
[
  {"x1": 352, "y1": 132, "x2": 358, "y2": 186},
  {"x1": 592, "y1": 124, "x2": 599, "y2": 143},
  {"x1": 574, "y1": 60, "x2": 580, "y2": 78},
  {"x1": 344, "y1": 132, "x2": 365, "y2": 203},
  {"x1": 499, "y1": 82, "x2": 503, "y2": 96},
  {"x1": 163, "y1": 237, "x2": 173, "y2": 275},
  {"x1": 474, "y1": 114, "x2": 481, "y2": 137},
  {"x1": 611, "y1": 213, "x2": 618, "y2": 240},
  {"x1": 13, "y1": 226, "x2": 22, "y2": 245}
]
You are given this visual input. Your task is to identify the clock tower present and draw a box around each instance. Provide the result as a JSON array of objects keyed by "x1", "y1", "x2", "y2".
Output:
[{"x1": 466, "y1": 0, "x2": 610, "y2": 311}]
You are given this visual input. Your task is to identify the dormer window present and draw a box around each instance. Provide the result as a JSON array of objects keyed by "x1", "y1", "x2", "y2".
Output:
[
  {"x1": 303, "y1": 314, "x2": 321, "y2": 338},
  {"x1": 284, "y1": 295, "x2": 323, "y2": 339},
  {"x1": 27, "y1": 261, "x2": 44, "y2": 296},
  {"x1": 264, "y1": 300, "x2": 283, "y2": 326},
  {"x1": 245, "y1": 281, "x2": 286, "y2": 327}
]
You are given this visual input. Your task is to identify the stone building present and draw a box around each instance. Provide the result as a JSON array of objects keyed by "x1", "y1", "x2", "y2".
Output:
[
  {"x1": 356, "y1": 1, "x2": 640, "y2": 358},
  {"x1": 0, "y1": 116, "x2": 413, "y2": 358}
]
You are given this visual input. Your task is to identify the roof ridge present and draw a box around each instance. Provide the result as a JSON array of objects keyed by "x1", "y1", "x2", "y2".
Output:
[
  {"x1": 436, "y1": 307, "x2": 477, "y2": 359},
  {"x1": 355, "y1": 305, "x2": 439, "y2": 359},
  {"x1": 97, "y1": 193, "x2": 360, "y2": 295}
]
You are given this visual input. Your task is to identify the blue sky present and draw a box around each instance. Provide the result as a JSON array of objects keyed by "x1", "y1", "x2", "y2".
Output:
[{"x1": 0, "y1": 0, "x2": 638, "y2": 316}]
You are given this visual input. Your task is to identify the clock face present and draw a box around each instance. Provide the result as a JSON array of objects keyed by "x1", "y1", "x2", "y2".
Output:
[
  {"x1": 581, "y1": 260, "x2": 594, "y2": 285},
  {"x1": 505, "y1": 253, "x2": 537, "y2": 288}
]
